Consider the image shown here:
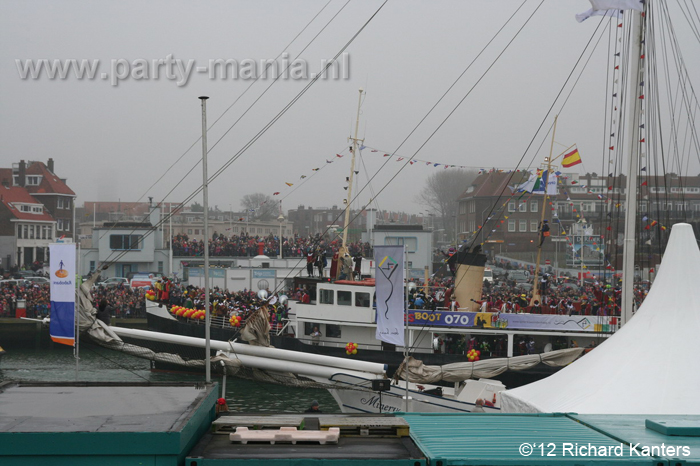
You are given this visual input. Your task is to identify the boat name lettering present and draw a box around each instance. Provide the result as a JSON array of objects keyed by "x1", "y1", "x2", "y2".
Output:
[
  {"x1": 360, "y1": 395, "x2": 400, "y2": 412},
  {"x1": 444, "y1": 314, "x2": 469, "y2": 325}
]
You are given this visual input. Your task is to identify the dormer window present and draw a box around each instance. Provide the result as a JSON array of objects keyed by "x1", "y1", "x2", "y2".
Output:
[{"x1": 26, "y1": 176, "x2": 41, "y2": 186}]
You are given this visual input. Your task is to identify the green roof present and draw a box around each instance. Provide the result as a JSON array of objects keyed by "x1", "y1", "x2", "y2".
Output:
[{"x1": 399, "y1": 412, "x2": 694, "y2": 465}]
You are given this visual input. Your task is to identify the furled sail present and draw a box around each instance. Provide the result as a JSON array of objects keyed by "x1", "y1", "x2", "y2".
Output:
[{"x1": 393, "y1": 347, "x2": 584, "y2": 384}]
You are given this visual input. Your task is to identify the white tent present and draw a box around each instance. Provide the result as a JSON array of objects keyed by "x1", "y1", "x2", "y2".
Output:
[{"x1": 501, "y1": 223, "x2": 700, "y2": 414}]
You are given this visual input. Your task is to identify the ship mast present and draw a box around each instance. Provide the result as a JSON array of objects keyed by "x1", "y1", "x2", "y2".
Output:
[
  {"x1": 338, "y1": 88, "x2": 364, "y2": 279},
  {"x1": 531, "y1": 116, "x2": 558, "y2": 305},
  {"x1": 621, "y1": 9, "x2": 644, "y2": 326}
]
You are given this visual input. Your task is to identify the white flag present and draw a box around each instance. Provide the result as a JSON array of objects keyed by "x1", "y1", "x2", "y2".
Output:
[
  {"x1": 575, "y1": 8, "x2": 622, "y2": 23},
  {"x1": 590, "y1": 0, "x2": 643, "y2": 12}
]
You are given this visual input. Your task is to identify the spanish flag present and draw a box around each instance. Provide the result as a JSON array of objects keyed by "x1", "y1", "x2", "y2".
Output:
[{"x1": 562, "y1": 148, "x2": 582, "y2": 168}]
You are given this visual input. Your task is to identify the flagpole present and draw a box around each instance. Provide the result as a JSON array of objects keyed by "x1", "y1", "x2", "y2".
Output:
[
  {"x1": 403, "y1": 244, "x2": 409, "y2": 413},
  {"x1": 531, "y1": 115, "x2": 558, "y2": 306},
  {"x1": 199, "y1": 95, "x2": 211, "y2": 384}
]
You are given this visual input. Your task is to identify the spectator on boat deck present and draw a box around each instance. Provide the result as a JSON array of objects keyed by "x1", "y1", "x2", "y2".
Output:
[
  {"x1": 310, "y1": 326, "x2": 322, "y2": 346},
  {"x1": 306, "y1": 250, "x2": 315, "y2": 278},
  {"x1": 315, "y1": 251, "x2": 325, "y2": 279},
  {"x1": 449, "y1": 296, "x2": 460, "y2": 312},
  {"x1": 353, "y1": 254, "x2": 362, "y2": 280}
]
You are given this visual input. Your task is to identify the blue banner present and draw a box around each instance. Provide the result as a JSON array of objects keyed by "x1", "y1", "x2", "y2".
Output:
[
  {"x1": 49, "y1": 243, "x2": 76, "y2": 346},
  {"x1": 374, "y1": 245, "x2": 405, "y2": 346},
  {"x1": 408, "y1": 310, "x2": 616, "y2": 332}
]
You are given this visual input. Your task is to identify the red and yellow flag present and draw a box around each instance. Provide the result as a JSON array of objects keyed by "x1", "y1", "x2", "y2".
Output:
[{"x1": 562, "y1": 148, "x2": 582, "y2": 167}]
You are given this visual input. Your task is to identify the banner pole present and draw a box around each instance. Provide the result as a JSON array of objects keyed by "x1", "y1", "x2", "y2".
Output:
[{"x1": 75, "y1": 243, "x2": 80, "y2": 380}]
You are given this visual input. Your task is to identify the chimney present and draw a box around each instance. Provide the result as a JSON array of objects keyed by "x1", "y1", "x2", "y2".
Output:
[
  {"x1": 18, "y1": 160, "x2": 26, "y2": 187},
  {"x1": 47, "y1": 158, "x2": 55, "y2": 173}
]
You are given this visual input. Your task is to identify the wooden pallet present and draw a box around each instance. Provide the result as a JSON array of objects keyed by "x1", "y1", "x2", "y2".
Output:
[{"x1": 230, "y1": 427, "x2": 340, "y2": 445}]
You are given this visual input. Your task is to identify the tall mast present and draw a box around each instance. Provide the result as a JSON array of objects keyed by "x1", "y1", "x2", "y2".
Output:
[
  {"x1": 199, "y1": 96, "x2": 211, "y2": 383},
  {"x1": 621, "y1": 10, "x2": 644, "y2": 326},
  {"x1": 339, "y1": 88, "x2": 364, "y2": 276},
  {"x1": 531, "y1": 115, "x2": 558, "y2": 305}
]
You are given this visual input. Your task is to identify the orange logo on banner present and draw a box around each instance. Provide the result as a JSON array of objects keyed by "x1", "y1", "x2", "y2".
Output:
[{"x1": 55, "y1": 269, "x2": 68, "y2": 278}]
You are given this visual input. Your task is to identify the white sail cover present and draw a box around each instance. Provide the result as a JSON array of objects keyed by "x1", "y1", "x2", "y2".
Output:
[{"x1": 501, "y1": 223, "x2": 700, "y2": 414}]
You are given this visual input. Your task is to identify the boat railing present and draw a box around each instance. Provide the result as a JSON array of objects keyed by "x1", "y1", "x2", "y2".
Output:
[{"x1": 169, "y1": 312, "x2": 288, "y2": 336}]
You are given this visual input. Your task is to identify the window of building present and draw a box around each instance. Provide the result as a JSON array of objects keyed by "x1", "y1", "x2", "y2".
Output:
[
  {"x1": 57, "y1": 198, "x2": 64, "y2": 208},
  {"x1": 470, "y1": 201, "x2": 476, "y2": 213},
  {"x1": 319, "y1": 289, "x2": 334, "y2": 304},
  {"x1": 187, "y1": 229, "x2": 193, "y2": 234},
  {"x1": 338, "y1": 291, "x2": 352, "y2": 306},
  {"x1": 508, "y1": 219, "x2": 515, "y2": 232},
  {"x1": 26, "y1": 176, "x2": 40, "y2": 185},
  {"x1": 89, "y1": 261, "x2": 96, "y2": 272},
  {"x1": 32, "y1": 206, "x2": 42, "y2": 213},
  {"x1": 508, "y1": 202, "x2": 516, "y2": 212},
  {"x1": 64, "y1": 220, "x2": 70, "y2": 231},
  {"x1": 57, "y1": 219, "x2": 63, "y2": 231},
  {"x1": 384, "y1": 237, "x2": 418, "y2": 252},
  {"x1": 19, "y1": 205, "x2": 30, "y2": 212},
  {"x1": 530, "y1": 220, "x2": 538, "y2": 232},
  {"x1": 158, "y1": 261, "x2": 164, "y2": 273},
  {"x1": 530, "y1": 201, "x2": 538, "y2": 213},
  {"x1": 519, "y1": 220, "x2": 527, "y2": 232},
  {"x1": 109, "y1": 234, "x2": 143, "y2": 250},
  {"x1": 17, "y1": 225, "x2": 22, "y2": 239},
  {"x1": 355, "y1": 292, "x2": 370, "y2": 308},
  {"x1": 29, "y1": 225, "x2": 35, "y2": 239},
  {"x1": 326, "y1": 324, "x2": 341, "y2": 338},
  {"x1": 518, "y1": 202, "x2": 527, "y2": 212}
]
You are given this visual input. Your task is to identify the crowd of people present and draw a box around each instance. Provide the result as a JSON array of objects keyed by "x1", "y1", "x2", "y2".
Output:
[
  {"x1": 170, "y1": 232, "x2": 372, "y2": 259},
  {"x1": 0, "y1": 281, "x2": 150, "y2": 319}
]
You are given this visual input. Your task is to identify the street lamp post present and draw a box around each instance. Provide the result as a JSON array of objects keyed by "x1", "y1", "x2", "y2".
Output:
[{"x1": 278, "y1": 212, "x2": 285, "y2": 259}]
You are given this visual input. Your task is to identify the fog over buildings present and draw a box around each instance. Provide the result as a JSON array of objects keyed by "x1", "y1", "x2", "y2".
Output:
[{"x1": 1, "y1": 1, "x2": 698, "y2": 215}]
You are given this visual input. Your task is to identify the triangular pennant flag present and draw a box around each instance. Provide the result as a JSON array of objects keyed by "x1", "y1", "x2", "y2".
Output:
[
  {"x1": 336, "y1": 154, "x2": 344, "y2": 158},
  {"x1": 273, "y1": 192, "x2": 280, "y2": 196},
  {"x1": 285, "y1": 182, "x2": 293, "y2": 187}
]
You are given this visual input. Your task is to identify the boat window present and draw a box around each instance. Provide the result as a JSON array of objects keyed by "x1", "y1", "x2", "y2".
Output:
[
  {"x1": 355, "y1": 292, "x2": 370, "y2": 308},
  {"x1": 326, "y1": 324, "x2": 341, "y2": 338},
  {"x1": 304, "y1": 322, "x2": 321, "y2": 335},
  {"x1": 319, "y1": 289, "x2": 334, "y2": 304},
  {"x1": 338, "y1": 291, "x2": 352, "y2": 306}
]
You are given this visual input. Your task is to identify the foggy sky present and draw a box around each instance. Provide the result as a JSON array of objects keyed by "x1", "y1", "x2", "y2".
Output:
[{"x1": 1, "y1": 0, "x2": 698, "y2": 215}]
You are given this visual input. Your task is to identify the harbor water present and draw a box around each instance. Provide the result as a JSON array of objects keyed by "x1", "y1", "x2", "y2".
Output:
[{"x1": 0, "y1": 343, "x2": 340, "y2": 414}]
